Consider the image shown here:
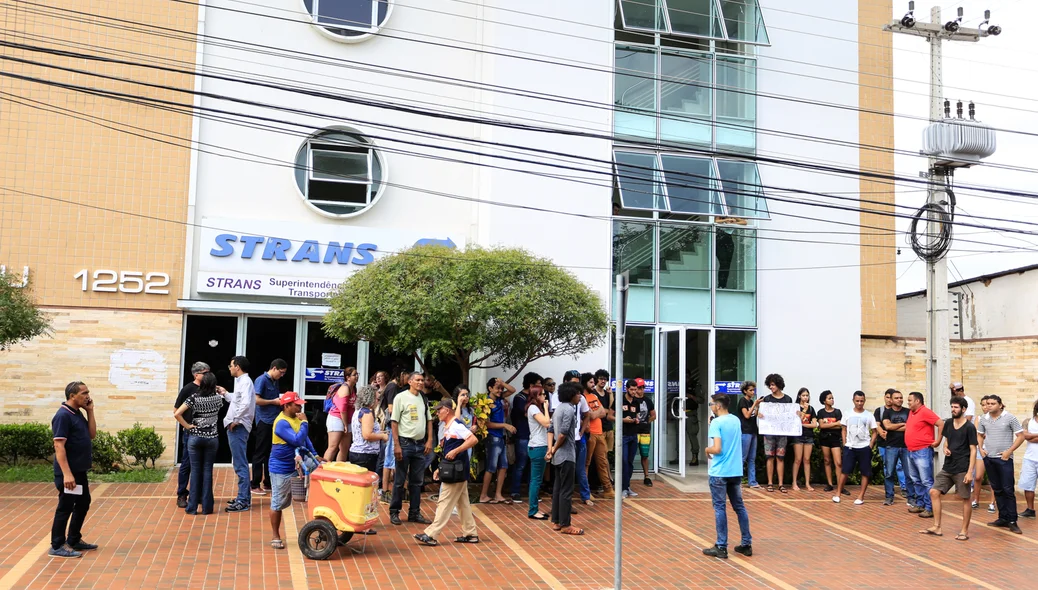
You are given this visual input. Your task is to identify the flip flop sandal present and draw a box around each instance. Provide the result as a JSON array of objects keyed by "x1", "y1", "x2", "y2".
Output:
[
  {"x1": 414, "y1": 533, "x2": 439, "y2": 546},
  {"x1": 766, "y1": 485, "x2": 775, "y2": 493},
  {"x1": 560, "y1": 526, "x2": 585, "y2": 536},
  {"x1": 583, "y1": 499, "x2": 595, "y2": 506},
  {"x1": 358, "y1": 530, "x2": 377, "y2": 535},
  {"x1": 779, "y1": 486, "x2": 788, "y2": 494},
  {"x1": 484, "y1": 500, "x2": 500, "y2": 504},
  {"x1": 270, "y1": 539, "x2": 285, "y2": 549},
  {"x1": 501, "y1": 499, "x2": 513, "y2": 505},
  {"x1": 529, "y1": 513, "x2": 550, "y2": 520},
  {"x1": 955, "y1": 533, "x2": 969, "y2": 541},
  {"x1": 454, "y1": 535, "x2": 480, "y2": 544},
  {"x1": 919, "y1": 529, "x2": 943, "y2": 536}
]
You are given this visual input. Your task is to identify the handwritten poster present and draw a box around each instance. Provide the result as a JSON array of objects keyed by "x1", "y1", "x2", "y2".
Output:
[{"x1": 757, "y1": 403, "x2": 803, "y2": 437}]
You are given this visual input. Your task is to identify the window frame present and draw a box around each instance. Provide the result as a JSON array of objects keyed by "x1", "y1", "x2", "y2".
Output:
[
  {"x1": 614, "y1": 149, "x2": 729, "y2": 216},
  {"x1": 615, "y1": 0, "x2": 770, "y2": 46},
  {"x1": 296, "y1": 128, "x2": 387, "y2": 219},
  {"x1": 303, "y1": 0, "x2": 393, "y2": 43},
  {"x1": 307, "y1": 145, "x2": 374, "y2": 187},
  {"x1": 311, "y1": 0, "x2": 380, "y2": 33}
]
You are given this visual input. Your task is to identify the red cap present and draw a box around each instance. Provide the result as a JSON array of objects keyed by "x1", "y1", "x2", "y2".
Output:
[
  {"x1": 634, "y1": 378, "x2": 646, "y2": 387},
  {"x1": 279, "y1": 391, "x2": 304, "y2": 406}
]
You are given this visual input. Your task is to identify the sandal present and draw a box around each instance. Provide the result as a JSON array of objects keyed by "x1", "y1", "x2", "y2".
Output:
[
  {"x1": 779, "y1": 486, "x2": 788, "y2": 494},
  {"x1": 454, "y1": 535, "x2": 480, "y2": 544},
  {"x1": 583, "y1": 499, "x2": 595, "y2": 507},
  {"x1": 414, "y1": 533, "x2": 438, "y2": 546},
  {"x1": 766, "y1": 485, "x2": 775, "y2": 493},
  {"x1": 560, "y1": 526, "x2": 585, "y2": 536},
  {"x1": 955, "y1": 533, "x2": 969, "y2": 541},
  {"x1": 270, "y1": 539, "x2": 285, "y2": 549},
  {"x1": 919, "y1": 529, "x2": 943, "y2": 536},
  {"x1": 529, "y1": 513, "x2": 550, "y2": 520}
]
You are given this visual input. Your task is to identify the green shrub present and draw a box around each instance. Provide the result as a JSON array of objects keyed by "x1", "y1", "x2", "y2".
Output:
[
  {"x1": 116, "y1": 423, "x2": 165, "y2": 468},
  {"x1": 0, "y1": 423, "x2": 53, "y2": 464},
  {"x1": 91, "y1": 431, "x2": 122, "y2": 474}
]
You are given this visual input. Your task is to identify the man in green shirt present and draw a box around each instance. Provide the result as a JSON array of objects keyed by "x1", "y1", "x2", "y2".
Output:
[{"x1": 389, "y1": 372, "x2": 434, "y2": 526}]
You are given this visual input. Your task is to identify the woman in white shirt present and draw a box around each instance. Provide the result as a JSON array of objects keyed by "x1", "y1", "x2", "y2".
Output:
[{"x1": 526, "y1": 387, "x2": 551, "y2": 520}]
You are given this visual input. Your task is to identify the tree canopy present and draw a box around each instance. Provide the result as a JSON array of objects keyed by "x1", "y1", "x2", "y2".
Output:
[
  {"x1": 323, "y1": 245, "x2": 608, "y2": 382},
  {"x1": 0, "y1": 270, "x2": 50, "y2": 350}
]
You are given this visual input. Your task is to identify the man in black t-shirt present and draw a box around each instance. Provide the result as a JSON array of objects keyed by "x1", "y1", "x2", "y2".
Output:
[
  {"x1": 922, "y1": 396, "x2": 977, "y2": 540},
  {"x1": 881, "y1": 391, "x2": 911, "y2": 507},
  {"x1": 736, "y1": 382, "x2": 760, "y2": 488},
  {"x1": 50, "y1": 381, "x2": 98, "y2": 559},
  {"x1": 875, "y1": 388, "x2": 907, "y2": 504},
  {"x1": 634, "y1": 379, "x2": 656, "y2": 487},
  {"x1": 175, "y1": 362, "x2": 210, "y2": 508},
  {"x1": 620, "y1": 380, "x2": 641, "y2": 497}
]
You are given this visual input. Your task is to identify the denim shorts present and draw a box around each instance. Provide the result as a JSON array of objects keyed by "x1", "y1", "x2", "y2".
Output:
[
  {"x1": 384, "y1": 434, "x2": 396, "y2": 470},
  {"x1": 326, "y1": 415, "x2": 345, "y2": 433},
  {"x1": 796, "y1": 433, "x2": 816, "y2": 445},
  {"x1": 270, "y1": 472, "x2": 293, "y2": 512},
  {"x1": 486, "y1": 435, "x2": 508, "y2": 473},
  {"x1": 1020, "y1": 458, "x2": 1038, "y2": 492}
]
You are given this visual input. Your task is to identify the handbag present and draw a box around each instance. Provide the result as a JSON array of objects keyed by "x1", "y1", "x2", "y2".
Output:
[{"x1": 439, "y1": 456, "x2": 468, "y2": 484}]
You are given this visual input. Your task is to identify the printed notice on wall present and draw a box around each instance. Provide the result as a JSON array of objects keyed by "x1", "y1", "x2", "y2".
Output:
[
  {"x1": 321, "y1": 353, "x2": 341, "y2": 368},
  {"x1": 108, "y1": 349, "x2": 168, "y2": 392},
  {"x1": 756, "y1": 403, "x2": 803, "y2": 437}
]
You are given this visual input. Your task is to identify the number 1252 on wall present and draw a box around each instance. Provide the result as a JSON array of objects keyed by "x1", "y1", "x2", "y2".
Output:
[{"x1": 73, "y1": 269, "x2": 170, "y2": 294}]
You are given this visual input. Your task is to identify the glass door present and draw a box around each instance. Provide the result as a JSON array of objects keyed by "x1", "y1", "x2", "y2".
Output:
[{"x1": 658, "y1": 327, "x2": 686, "y2": 476}]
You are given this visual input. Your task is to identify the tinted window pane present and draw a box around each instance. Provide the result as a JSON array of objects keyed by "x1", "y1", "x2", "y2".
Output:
[
  {"x1": 660, "y1": 155, "x2": 720, "y2": 215},
  {"x1": 315, "y1": 0, "x2": 375, "y2": 29}
]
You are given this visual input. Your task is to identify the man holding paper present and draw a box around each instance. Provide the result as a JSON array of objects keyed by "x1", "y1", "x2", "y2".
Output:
[{"x1": 50, "y1": 381, "x2": 98, "y2": 559}]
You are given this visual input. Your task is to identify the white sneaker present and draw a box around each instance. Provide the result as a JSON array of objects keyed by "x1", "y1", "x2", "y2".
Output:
[
  {"x1": 621, "y1": 490, "x2": 630, "y2": 498},
  {"x1": 832, "y1": 496, "x2": 841, "y2": 503},
  {"x1": 854, "y1": 499, "x2": 864, "y2": 505},
  {"x1": 988, "y1": 503, "x2": 996, "y2": 513},
  {"x1": 626, "y1": 489, "x2": 638, "y2": 497},
  {"x1": 971, "y1": 501, "x2": 979, "y2": 509}
]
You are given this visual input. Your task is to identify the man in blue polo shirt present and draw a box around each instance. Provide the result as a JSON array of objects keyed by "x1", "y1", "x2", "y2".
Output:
[
  {"x1": 50, "y1": 381, "x2": 98, "y2": 559},
  {"x1": 251, "y1": 358, "x2": 287, "y2": 495},
  {"x1": 702, "y1": 393, "x2": 752, "y2": 560}
]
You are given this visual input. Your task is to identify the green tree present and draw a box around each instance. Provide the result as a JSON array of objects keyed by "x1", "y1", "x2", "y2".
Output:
[
  {"x1": 0, "y1": 269, "x2": 50, "y2": 350},
  {"x1": 323, "y1": 245, "x2": 608, "y2": 382}
]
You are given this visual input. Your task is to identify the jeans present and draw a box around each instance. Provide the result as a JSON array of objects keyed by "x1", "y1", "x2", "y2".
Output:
[
  {"x1": 906, "y1": 448, "x2": 935, "y2": 511},
  {"x1": 176, "y1": 429, "x2": 190, "y2": 496},
  {"x1": 585, "y1": 433, "x2": 613, "y2": 494},
  {"x1": 390, "y1": 438, "x2": 425, "y2": 519},
  {"x1": 984, "y1": 456, "x2": 1018, "y2": 523},
  {"x1": 551, "y1": 460, "x2": 575, "y2": 528},
  {"x1": 509, "y1": 438, "x2": 530, "y2": 497},
  {"x1": 250, "y1": 420, "x2": 274, "y2": 490},
  {"x1": 51, "y1": 471, "x2": 90, "y2": 550},
  {"x1": 187, "y1": 434, "x2": 218, "y2": 514},
  {"x1": 621, "y1": 435, "x2": 637, "y2": 492},
  {"x1": 348, "y1": 451, "x2": 378, "y2": 473},
  {"x1": 575, "y1": 437, "x2": 591, "y2": 501},
  {"x1": 528, "y1": 446, "x2": 547, "y2": 516},
  {"x1": 226, "y1": 425, "x2": 251, "y2": 506},
  {"x1": 741, "y1": 434, "x2": 758, "y2": 487},
  {"x1": 709, "y1": 475, "x2": 751, "y2": 548},
  {"x1": 883, "y1": 447, "x2": 909, "y2": 501}
]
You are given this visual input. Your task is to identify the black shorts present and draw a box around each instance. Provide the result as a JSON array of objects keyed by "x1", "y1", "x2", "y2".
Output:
[
  {"x1": 818, "y1": 437, "x2": 842, "y2": 449},
  {"x1": 841, "y1": 446, "x2": 873, "y2": 477}
]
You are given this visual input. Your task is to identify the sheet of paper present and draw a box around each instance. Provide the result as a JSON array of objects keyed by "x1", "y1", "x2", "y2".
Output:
[
  {"x1": 757, "y1": 403, "x2": 803, "y2": 437},
  {"x1": 64, "y1": 484, "x2": 84, "y2": 496}
]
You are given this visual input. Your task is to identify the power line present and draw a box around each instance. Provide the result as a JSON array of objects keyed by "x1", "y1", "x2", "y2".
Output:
[{"x1": 5, "y1": 50, "x2": 1038, "y2": 244}]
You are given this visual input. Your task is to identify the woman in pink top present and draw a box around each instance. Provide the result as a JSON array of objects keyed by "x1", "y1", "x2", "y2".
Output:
[{"x1": 324, "y1": 368, "x2": 359, "y2": 462}]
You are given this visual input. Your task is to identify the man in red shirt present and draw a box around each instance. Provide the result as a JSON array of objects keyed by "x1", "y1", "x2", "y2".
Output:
[{"x1": 904, "y1": 392, "x2": 942, "y2": 518}]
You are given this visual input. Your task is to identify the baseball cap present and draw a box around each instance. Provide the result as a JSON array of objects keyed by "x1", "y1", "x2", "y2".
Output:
[
  {"x1": 279, "y1": 391, "x2": 304, "y2": 406},
  {"x1": 634, "y1": 378, "x2": 646, "y2": 387},
  {"x1": 434, "y1": 399, "x2": 455, "y2": 412},
  {"x1": 951, "y1": 382, "x2": 964, "y2": 390}
]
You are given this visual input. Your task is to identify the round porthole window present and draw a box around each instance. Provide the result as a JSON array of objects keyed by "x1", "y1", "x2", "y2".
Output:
[
  {"x1": 301, "y1": 0, "x2": 393, "y2": 42},
  {"x1": 294, "y1": 128, "x2": 386, "y2": 218}
]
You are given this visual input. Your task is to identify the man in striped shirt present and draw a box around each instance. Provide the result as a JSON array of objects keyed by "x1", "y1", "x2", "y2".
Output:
[{"x1": 977, "y1": 395, "x2": 1026, "y2": 535}]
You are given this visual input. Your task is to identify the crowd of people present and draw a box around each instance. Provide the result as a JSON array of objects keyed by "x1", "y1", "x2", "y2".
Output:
[{"x1": 45, "y1": 365, "x2": 1037, "y2": 559}]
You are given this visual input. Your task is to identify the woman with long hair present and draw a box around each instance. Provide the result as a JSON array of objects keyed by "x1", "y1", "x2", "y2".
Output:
[
  {"x1": 349, "y1": 385, "x2": 388, "y2": 474},
  {"x1": 816, "y1": 390, "x2": 844, "y2": 493},
  {"x1": 324, "y1": 367, "x2": 359, "y2": 462},
  {"x1": 453, "y1": 384, "x2": 476, "y2": 432},
  {"x1": 526, "y1": 386, "x2": 551, "y2": 520},
  {"x1": 174, "y1": 373, "x2": 223, "y2": 515},
  {"x1": 791, "y1": 387, "x2": 818, "y2": 492}
]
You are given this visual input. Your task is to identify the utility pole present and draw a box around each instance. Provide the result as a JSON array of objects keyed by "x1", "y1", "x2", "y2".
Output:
[{"x1": 884, "y1": 4, "x2": 999, "y2": 422}]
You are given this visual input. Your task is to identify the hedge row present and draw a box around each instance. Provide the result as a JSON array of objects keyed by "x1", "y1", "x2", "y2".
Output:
[{"x1": 0, "y1": 422, "x2": 166, "y2": 473}]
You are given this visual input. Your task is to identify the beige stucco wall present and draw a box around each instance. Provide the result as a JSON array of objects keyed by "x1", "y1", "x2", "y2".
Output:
[
  {"x1": 862, "y1": 335, "x2": 1038, "y2": 475},
  {"x1": 0, "y1": 308, "x2": 183, "y2": 463}
]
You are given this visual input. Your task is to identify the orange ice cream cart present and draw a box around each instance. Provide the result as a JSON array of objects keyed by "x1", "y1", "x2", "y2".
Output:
[{"x1": 297, "y1": 461, "x2": 380, "y2": 560}]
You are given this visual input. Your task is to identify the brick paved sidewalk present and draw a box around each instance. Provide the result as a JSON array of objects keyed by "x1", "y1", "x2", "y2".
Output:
[{"x1": 0, "y1": 467, "x2": 1035, "y2": 589}]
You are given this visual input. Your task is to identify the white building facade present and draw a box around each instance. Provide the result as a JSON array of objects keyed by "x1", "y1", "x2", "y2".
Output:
[{"x1": 180, "y1": 0, "x2": 871, "y2": 472}]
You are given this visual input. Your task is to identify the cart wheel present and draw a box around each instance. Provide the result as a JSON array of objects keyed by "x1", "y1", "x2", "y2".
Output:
[
  {"x1": 298, "y1": 519, "x2": 338, "y2": 560},
  {"x1": 337, "y1": 532, "x2": 354, "y2": 546}
]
